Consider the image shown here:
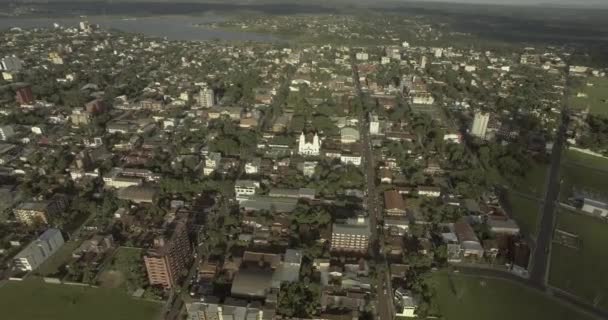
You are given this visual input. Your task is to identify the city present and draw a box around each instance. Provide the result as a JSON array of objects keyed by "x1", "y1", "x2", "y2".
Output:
[{"x1": 0, "y1": 2, "x2": 607, "y2": 320}]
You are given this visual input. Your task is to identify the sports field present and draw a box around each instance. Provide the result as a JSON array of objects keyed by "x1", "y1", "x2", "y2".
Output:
[
  {"x1": 0, "y1": 279, "x2": 162, "y2": 320},
  {"x1": 430, "y1": 271, "x2": 596, "y2": 320},
  {"x1": 571, "y1": 77, "x2": 608, "y2": 116},
  {"x1": 549, "y1": 209, "x2": 608, "y2": 311}
]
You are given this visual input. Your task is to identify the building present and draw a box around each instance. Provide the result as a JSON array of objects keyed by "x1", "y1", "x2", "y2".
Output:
[
  {"x1": 331, "y1": 217, "x2": 371, "y2": 252},
  {"x1": 198, "y1": 87, "x2": 215, "y2": 108},
  {"x1": 0, "y1": 56, "x2": 23, "y2": 72},
  {"x1": 204, "y1": 152, "x2": 222, "y2": 176},
  {"x1": 471, "y1": 112, "x2": 490, "y2": 139},
  {"x1": 116, "y1": 186, "x2": 158, "y2": 204},
  {"x1": 394, "y1": 288, "x2": 418, "y2": 318},
  {"x1": 302, "y1": 161, "x2": 317, "y2": 177},
  {"x1": 186, "y1": 300, "x2": 268, "y2": 320},
  {"x1": 268, "y1": 188, "x2": 315, "y2": 200},
  {"x1": 340, "y1": 127, "x2": 360, "y2": 144},
  {"x1": 384, "y1": 190, "x2": 407, "y2": 216},
  {"x1": 356, "y1": 52, "x2": 369, "y2": 61},
  {"x1": 454, "y1": 219, "x2": 484, "y2": 258},
  {"x1": 298, "y1": 132, "x2": 320, "y2": 156},
  {"x1": 70, "y1": 109, "x2": 92, "y2": 126},
  {"x1": 581, "y1": 197, "x2": 608, "y2": 218},
  {"x1": 369, "y1": 113, "x2": 380, "y2": 135},
  {"x1": 245, "y1": 157, "x2": 261, "y2": 175},
  {"x1": 417, "y1": 186, "x2": 441, "y2": 198},
  {"x1": 340, "y1": 154, "x2": 362, "y2": 166},
  {"x1": 15, "y1": 86, "x2": 34, "y2": 105},
  {"x1": 487, "y1": 215, "x2": 520, "y2": 235},
  {"x1": 85, "y1": 98, "x2": 107, "y2": 114},
  {"x1": 231, "y1": 265, "x2": 275, "y2": 300},
  {"x1": 0, "y1": 125, "x2": 15, "y2": 141},
  {"x1": 13, "y1": 229, "x2": 64, "y2": 272},
  {"x1": 144, "y1": 214, "x2": 191, "y2": 289},
  {"x1": 13, "y1": 201, "x2": 61, "y2": 225},
  {"x1": 235, "y1": 180, "x2": 259, "y2": 199}
]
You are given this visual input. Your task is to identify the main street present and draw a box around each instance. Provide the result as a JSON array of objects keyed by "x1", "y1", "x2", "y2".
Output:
[
  {"x1": 351, "y1": 56, "x2": 394, "y2": 320},
  {"x1": 528, "y1": 73, "x2": 571, "y2": 286}
]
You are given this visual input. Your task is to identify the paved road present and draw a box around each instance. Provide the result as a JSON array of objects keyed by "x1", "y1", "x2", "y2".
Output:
[
  {"x1": 351, "y1": 58, "x2": 394, "y2": 320},
  {"x1": 528, "y1": 75, "x2": 571, "y2": 286}
]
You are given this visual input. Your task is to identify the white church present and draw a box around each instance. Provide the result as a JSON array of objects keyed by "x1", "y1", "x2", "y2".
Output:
[{"x1": 298, "y1": 132, "x2": 320, "y2": 156}]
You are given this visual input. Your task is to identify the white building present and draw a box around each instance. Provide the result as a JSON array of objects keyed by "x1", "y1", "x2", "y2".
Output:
[
  {"x1": 0, "y1": 56, "x2": 23, "y2": 72},
  {"x1": 298, "y1": 132, "x2": 320, "y2": 156},
  {"x1": 0, "y1": 125, "x2": 15, "y2": 141},
  {"x1": 302, "y1": 161, "x2": 317, "y2": 177},
  {"x1": 381, "y1": 56, "x2": 391, "y2": 65},
  {"x1": 244, "y1": 157, "x2": 261, "y2": 175},
  {"x1": 470, "y1": 112, "x2": 490, "y2": 139},
  {"x1": 235, "y1": 180, "x2": 259, "y2": 199},
  {"x1": 340, "y1": 154, "x2": 362, "y2": 166},
  {"x1": 581, "y1": 198, "x2": 608, "y2": 218},
  {"x1": 13, "y1": 228, "x2": 65, "y2": 272},
  {"x1": 394, "y1": 288, "x2": 418, "y2": 318},
  {"x1": 369, "y1": 113, "x2": 380, "y2": 135},
  {"x1": 198, "y1": 87, "x2": 215, "y2": 108},
  {"x1": 420, "y1": 56, "x2": 427, "y2": 69},
  {"x1": 356, "y1": 52, "x2": 369, "y2": 61},
  {"x1": 434, "y1": 48, "x2": 443, "y2": 58}
]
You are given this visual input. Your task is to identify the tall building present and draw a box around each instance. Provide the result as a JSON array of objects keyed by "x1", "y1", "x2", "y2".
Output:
[
  {"x1": 144, "y1": 214, "x2": 191, "y2": 289},
  {"x1": 298, "y1": 132, "x2": 320, "y2": 156},
  {"x1": 15, "y1": 86, "x2": 34, "y2": 105},
  {"x1": 13, "y1": 201, "x2": 57, "y2": 225},
  {"x1": 198, "y1": 87, "x2": 215, "y2": 108},
  {"x1": 331, "y1": 217, "x2": 371, "y2": 252},
  {"x1": 420, "y1": 56, "x2": 427, "y2": 69},
  {"x1": 470, "y1": 112, "x2": 490, "y2": 139},
  {"x1": 13, "y1": 228, "x2": 65, "y2": 272}
]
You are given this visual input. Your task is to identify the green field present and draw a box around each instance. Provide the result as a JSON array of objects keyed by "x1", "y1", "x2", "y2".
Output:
[
  {"x1": 507, "y1": 193, "x2": 541, "y2": 237},
  {"x1": 430, "y1": 272, "x2": 596, "y2": 320},
  {"x1": 504, "y1": 161, "x2": 547, "y2": 237},
  {"x1": 560, "y1": 149, "x2": 608, "y2": 200},
  {"x1": 549, "y1": 210, "x2": 608, "y2": 310},
  {"x1": 0, "y1": 279, "x2": 161, "y2": 320},
  {"x1": 571, "y1": 77, "x2": 608, "y2": 116}
]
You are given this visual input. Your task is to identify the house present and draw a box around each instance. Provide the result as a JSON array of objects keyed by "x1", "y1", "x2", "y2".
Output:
[
  {"x1": 244, "y1": 157, "x2": 261, "y2": 175},
  {"x1": 453, "y1": 219, "x2": 484, "y2": 258},
  {"x1": 235, "y1": 180, "x2": 259, "y2": 199},
  {"x1": 384, "y1": 190, "x2": 407, "y2": 216}
]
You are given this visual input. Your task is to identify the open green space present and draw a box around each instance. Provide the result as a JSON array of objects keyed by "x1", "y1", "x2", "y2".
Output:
[
  {"x1": 429, "y1": 271, "x2": 596, "y2": 320},
  {"x1": 507, "y1": 193, "x2": 541, "y2": 237},
  {"x1": 560, "y1": 149, "x2": 608, "y2": 200},
  {"x1": 571, "y1": 77, "x2": 608, "y2": 116},
  {"x1": 97, "y1": 247, "x2": 146, "y2": 292},
  {"x1": 36, "y1": 241, "x2": 81, "y2": 277},
  {"x1": 549, "y1": 209, "x2": 608, "y2": 310},
  {"x1": 0, "y1": 279, "x2": 161, "y2": 320}
]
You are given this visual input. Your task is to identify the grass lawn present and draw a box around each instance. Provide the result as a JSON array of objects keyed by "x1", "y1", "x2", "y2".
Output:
[
  {"x1": 549, "y1": 209, "x2": 608, "y2": 310},
  {"x1": 430, "y1": 271, "x2": 596, "y2": 320},
  {"x1": 507, "y1": 193, "x2": 541, "y2": 237},
  {"x1": 571, "y1": 77, "x2": 608, "y2": 116},
  {"x1": 36, "y1": 241, "x2": 81, "y2": 276},
  {"x1": 0, "y1": 279, "x2": 162, "y2": 320},
  {"x1": 560, "y1": 149, "x2": 608, "y2": 200},
  {"x1": 97, "y1": 247, "x2": 146, "y2": 292}
]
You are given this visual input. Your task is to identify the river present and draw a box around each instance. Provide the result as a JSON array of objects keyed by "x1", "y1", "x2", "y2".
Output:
[{"x1": 0, "y1": 15, "x2": 279, "y2": 42}]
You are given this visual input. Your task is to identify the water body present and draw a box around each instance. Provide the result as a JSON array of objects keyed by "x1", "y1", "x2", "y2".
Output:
[{"x1": 0, "y1": 16, "x2": 279, "y2": 42}]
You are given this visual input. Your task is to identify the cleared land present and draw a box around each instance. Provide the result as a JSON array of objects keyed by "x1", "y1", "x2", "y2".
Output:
[
  {"x1": 549, "y1": 209, "x2": 608, "y2": 311},
  {"x1": 571, "y1": 77, "x2": 608, "y2": 116},
  {"x1": 97, "y1": 247, "x2": 145, "y2": 292},
  {"x1": 430, "y1": 272, "x2": 596, "y2": 320},
  {"x1": 0, "y1": 279, "x2": 161, "y2": 320}
]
